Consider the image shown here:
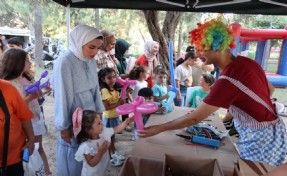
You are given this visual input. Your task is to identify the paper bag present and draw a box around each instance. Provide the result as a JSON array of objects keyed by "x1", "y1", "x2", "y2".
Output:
[{"x1": 163, "y1": 154, "x2": 224, "y2": 176}]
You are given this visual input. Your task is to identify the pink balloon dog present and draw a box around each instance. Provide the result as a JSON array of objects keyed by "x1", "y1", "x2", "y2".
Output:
[
  {"x1": 116, "y1": 96, "x2": 158, "y2": 130},
  {"x1": 116, "y1": 77, "x2": 137, "y2": 99}
]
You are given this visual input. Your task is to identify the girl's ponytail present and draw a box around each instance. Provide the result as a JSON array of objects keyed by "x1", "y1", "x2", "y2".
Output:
[{"x1": 129, "y1": 66, "x2": 146, "y2": 80}]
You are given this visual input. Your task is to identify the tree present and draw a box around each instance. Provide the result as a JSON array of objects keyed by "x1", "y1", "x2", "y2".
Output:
[
  {"x1": 33, "y1": 0, "x2": 43, "y2": 68},
  {"x1": 95, "y1": 9, "x2": 100, "y2": 29},
  {"x1": 142, "y1": 10, "x2": 183, "y2": 70}
]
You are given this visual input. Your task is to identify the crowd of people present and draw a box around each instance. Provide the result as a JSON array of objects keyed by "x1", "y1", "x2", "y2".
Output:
[{"x1": 0, "y1": 18, "x2": 287, "y2": 176}]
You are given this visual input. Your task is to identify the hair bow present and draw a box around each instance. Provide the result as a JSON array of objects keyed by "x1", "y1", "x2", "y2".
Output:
[{"x1": 72, "y1": 108, "x2": 83, "y2": 138}]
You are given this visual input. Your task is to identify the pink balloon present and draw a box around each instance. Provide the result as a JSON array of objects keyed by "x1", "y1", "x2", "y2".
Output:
[
  {"x1": 116, "y1": 96, "x2": 158, "y2": 130},
  {"x1": 116, "y1": 77, "x2": 137, "y2": 99}
]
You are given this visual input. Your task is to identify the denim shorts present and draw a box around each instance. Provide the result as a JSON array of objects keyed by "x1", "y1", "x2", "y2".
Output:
[{"x1": 102, "y1": 117, "x2": 120, "y2": 128}]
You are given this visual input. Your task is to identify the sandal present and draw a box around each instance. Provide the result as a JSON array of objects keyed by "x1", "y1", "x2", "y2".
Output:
[
  {"x1": 125, "y1": 125, "x2": 133, "y2": 132},
  {"x1": 110, "y1": 158, "x2": 123, "y2": 167},
  {"x1": 111, "y1": 151, "x2": 125, "y2": 161}
]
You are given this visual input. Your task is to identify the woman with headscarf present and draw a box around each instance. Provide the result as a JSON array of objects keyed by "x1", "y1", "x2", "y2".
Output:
[
  {"x1": 115, "y1": 38, "x2": 131, "y2": 78},
  {"x1": 52, "y1": 24, "x2": 105, "y2": 176},
  {"x1": 95, "y1": 30, "x2": 119, "y2": 74},
  {"x1": 136, "y1": 40, "x2": 160, "y2": 88}
]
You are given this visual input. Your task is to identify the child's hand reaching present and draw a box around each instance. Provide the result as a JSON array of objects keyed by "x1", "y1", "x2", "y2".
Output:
[
  {"x1": 114, "y1": 116, "x2": 134, "y2": 134},
  {"x1": 125, "y1": 116, "x2": 134, "y2": 124},
  {"x1": 157, "y1": 107, "x2": 167, "y2": 113},
  {"x1": 164, "y1": 93, "x2": 169, "y2": 99},
  {"x1": 25, "y1": 90, "x2": 43, "y2": 103},
  {"x1": 119, "y1": 98, "x2": 125, "y2": 105},
  {"x1": 97, "y1": 141, "x2": 110, "y2": 156}
]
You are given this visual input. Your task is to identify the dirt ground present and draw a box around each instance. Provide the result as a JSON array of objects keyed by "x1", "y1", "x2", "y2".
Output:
[{"x1": 42, "y1": 95, "x2": 135, "y2": 176}]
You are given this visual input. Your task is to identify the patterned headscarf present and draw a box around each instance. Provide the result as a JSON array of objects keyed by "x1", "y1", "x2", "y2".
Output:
[{"x1": 69, "y1": 24, "x2": 102, "y2": 61}]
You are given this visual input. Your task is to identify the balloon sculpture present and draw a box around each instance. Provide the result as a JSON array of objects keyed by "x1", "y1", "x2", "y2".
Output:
[
  {"x1": 116, "y1": 96, "x2": 158, "y2": 130},
  {"x1": 116, "y1": 77, "x2": 137, "y2": 99},
  {"x1": 24, "y1": 71, "x2": 50, "y2": 94},
  {"x1": 161, "y1": 91, "x2": 176, "y2": 113},
  {"x1": 159, "y1": 41, "x2": 178, "y2": 113},
  {"x1": 168, "y1": 41, "x2": 178, "y2": 94}
]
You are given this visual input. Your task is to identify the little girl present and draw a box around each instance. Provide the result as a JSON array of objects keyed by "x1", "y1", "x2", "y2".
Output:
[
  {"x1": 0, "y1": 48, "x2": 52, "y2": 175},
  {"x1": 127, "y1": 66, "x2": 149, "y2": 102},
  {"x1": 98, "y1": 67, "x2": 125, "y2": 165},
  {"x1": 187, "y1": 73, "x2": 215, "y2": 108},
  {"x1": 174, "y1": 51, "x2": 197, "y2": 107},
  {"x1": 74, "y1": 108, "x2": 133, "y2": 176}
]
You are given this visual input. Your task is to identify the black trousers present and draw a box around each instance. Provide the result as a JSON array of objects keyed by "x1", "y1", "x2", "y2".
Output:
[{"x1": 0, "y1": 161, "x2": 24, "y2": 176}]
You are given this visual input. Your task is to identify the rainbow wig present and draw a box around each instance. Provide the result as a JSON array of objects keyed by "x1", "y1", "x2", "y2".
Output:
[{"x1": 189, "y1": 19, "x2": 236, "y2": 51}]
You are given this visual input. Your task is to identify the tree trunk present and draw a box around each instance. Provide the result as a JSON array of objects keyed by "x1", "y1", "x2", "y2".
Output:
[
  {"x1": 162, "y1": 11, "x2": 183, "y2": 43},
  {"x1": 33, "y1": 0, "x2": 43, "y2": 68},
  {"x1": 27, "y1": 14, "x2": 34, "y2": 36},
  {"x1": 177, "y1": 20, "x2": 183, "y2": 58},
  {"x1": 142, "y1": 10, "x2": 182, "y2": 71},
  {"x1": 95, "y1": 9, "x2": 100, "y2": 29}
]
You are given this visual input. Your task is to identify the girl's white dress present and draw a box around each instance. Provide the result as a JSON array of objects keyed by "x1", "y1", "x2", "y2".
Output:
[{"x1": 75, "y1": 127, "x2": 114, "y2": 176}]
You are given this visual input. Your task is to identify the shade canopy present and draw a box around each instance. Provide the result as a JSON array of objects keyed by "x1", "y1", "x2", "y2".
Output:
[{"x1": 52, "y1": 0, "x2": 287, "y2": 15}]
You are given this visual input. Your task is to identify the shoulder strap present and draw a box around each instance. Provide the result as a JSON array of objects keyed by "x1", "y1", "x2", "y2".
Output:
[
  {"x1": 0, "y1": 90, "x2": 10, "y2": 175},
  {"x1": 219, "y1": 75, "x2": 276, "y2": 116}
]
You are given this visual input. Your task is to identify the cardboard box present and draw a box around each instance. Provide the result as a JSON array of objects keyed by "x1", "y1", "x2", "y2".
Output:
[
  {"x1": 163, "y1": 154, "x2": 224, "y2": 176},
  {"x1": 233, "y1": 159, "x2": 275, "y2": 176}
]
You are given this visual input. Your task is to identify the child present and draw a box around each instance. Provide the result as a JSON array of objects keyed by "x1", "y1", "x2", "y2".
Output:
[
  {"x1": 0, "y1": 48, "x2": 52, "y2": 175},
  {"x1": 133, "y1": 88, "x2": 166, "y2": 141},
  {"x1": 174, "y1": 51, "x2": 197, "y2": 107},
  {"x1": 127, "y1": 66, "x2": 149, "y2": 102},
  {"x1": 0, "y1": 50, "x2": 35, "y2": 176},
  {"x1": 74, "y1": 108, "x2": 133, "y2": 176},
  {"x1": 152, "y1": 68, "x2": 169, "y2": 103},
  {"x1": 98, "y1": 67, "x2": 125, "y2": 165},
  {"x1": 187, "y1": 73, "x2": 215, "y2": 108}
]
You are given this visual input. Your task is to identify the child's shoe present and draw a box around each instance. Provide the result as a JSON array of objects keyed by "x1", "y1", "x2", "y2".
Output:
[{"x1": 111, "y1": 151, "x2": 125, "y2": 161}]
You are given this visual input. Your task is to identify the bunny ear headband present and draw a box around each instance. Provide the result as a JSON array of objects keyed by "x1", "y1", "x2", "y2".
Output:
[
  {"x1": 189, "y1": 18, "x2": 236, "y2": 52},
  {"x1": 73, "y1": 108, "x2": 83, "y2": 138}
]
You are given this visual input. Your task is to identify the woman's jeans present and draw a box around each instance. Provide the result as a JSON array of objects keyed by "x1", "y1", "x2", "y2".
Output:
[{"x1": 174, "y1": 85, "x2": 188, "y2": 107}]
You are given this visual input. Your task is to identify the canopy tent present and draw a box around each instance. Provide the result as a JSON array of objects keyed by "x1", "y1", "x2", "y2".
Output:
[{"x1": 53, "y1": 0, "x2": 287, "y2": 15}]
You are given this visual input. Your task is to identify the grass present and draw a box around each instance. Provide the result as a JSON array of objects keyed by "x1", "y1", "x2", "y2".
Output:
[{"x1": 273, "y1": 88, "x2": 287, "y2": 104}]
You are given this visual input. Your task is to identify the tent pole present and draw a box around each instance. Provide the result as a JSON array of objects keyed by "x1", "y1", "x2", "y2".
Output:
[{"x1": 66, "y1": 4, "x2": 70, "y2": 49}]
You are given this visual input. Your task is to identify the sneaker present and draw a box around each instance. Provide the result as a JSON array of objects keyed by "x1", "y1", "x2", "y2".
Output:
[
  {"x1": 110, "y1": 158, "x2": 123, "y2": 167},
  {"x1": 111, "y1": 151, "x2": 125, "y2": 161}
]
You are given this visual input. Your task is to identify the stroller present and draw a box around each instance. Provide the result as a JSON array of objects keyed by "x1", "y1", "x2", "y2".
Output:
[{"x1": 42, "y1": 51, "x2": 55, "y2": 70}]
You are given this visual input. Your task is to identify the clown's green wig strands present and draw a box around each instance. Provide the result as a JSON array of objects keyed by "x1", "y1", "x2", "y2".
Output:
[{"x1": 189, "y1": 18, "x2": 236, "y2": 52}]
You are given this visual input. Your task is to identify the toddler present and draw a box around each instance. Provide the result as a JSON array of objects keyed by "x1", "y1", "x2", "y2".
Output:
[{"x1": 74, "y1": 108, "x2": 133, "y2": 176}]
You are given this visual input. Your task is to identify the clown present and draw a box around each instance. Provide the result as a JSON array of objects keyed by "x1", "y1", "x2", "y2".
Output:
[{"x1": 139, "y1": 18, "x2": 287, "y2": 166}]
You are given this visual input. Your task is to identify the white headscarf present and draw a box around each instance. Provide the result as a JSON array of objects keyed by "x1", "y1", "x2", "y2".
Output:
[
  {"x1": 69, "y1": 24, "x2": 102, "y2": 61},
  {"x1": 144, "y1": 40, "x2": 159, "y2": 74}
]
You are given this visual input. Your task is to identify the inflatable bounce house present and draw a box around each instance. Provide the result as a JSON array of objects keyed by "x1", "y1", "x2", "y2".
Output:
[{"x1": 231, "y1": 23, "x2": 287, "y2": 87}]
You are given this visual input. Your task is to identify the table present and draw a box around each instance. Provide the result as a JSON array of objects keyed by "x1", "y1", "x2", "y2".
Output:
[{"x1": 119, "y1": 107, "x2": 239, "y2": 176}]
